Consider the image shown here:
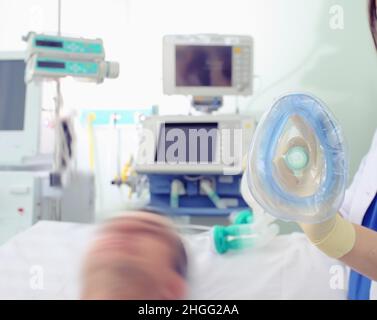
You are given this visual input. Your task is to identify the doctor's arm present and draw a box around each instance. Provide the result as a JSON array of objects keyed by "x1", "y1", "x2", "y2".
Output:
[
  {"x1": 301, "y1": 142, "x2": 377, "y2": 282},
  {"x1": 342, "y1": 224, "x2": 377, "y2": 281},
  {"x1": 300, "y1": 215, "x2": 377, "y2": 282}
]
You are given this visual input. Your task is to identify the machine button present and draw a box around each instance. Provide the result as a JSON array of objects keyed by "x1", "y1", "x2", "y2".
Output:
[{"x1": 10, "y1": 186, "x2": 30, "y2": 195}]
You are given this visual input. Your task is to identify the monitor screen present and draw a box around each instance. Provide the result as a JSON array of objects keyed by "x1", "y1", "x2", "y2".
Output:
[
  {"x1": 0, "y1": 60, "x2": 26, "y2": 131},
  {"x1": 175, "y1": 45, "x2": 232, "y2": 87},
  {"x1": 156, "y1": 123, "x2": 218, "y2": 164}
]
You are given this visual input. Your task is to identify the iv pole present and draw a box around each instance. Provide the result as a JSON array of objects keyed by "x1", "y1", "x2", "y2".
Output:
[{"x1": 52, "y1": 0, "x2": 63, "y2": 187}]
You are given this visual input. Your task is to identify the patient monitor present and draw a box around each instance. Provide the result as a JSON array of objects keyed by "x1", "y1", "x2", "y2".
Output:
[
  {"x1": 0, "y1": 52, "x2": 42, "y2": 166},
  {"x1": 163, "y1": 34, "x2": 253, "y2": 97}
]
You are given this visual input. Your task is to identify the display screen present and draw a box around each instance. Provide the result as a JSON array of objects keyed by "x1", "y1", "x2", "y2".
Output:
[
  {"x1": 37, "y1": 60, "x2": 65, "y2": 69},
  {"x1": 0, "y1": 60, "x2": 26, "y2": 131},
  {"x1": 35, "y1": 40, "x2": 63, "y2": 48},
  {"x1": 175, "y1": 45, "x2": 232, "y2": 87},
  {"x1": 156, "y1": 123, "x2": 218, "y2": 164}
]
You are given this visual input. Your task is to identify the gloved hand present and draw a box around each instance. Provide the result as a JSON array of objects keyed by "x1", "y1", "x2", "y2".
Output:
[
  {"x1": 299, "y1": 213, "x2": 356, "y2": 259},
  {"x1": 241, "y1": 172, "x2": 356, "y2": 259}
]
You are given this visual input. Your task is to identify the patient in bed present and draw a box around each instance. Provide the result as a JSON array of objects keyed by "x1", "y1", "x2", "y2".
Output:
[
  {"x1": 0, "y1": 209, "x2": 345, "y2": 299},
  {"x1": 79, "y1": 210, "x2": 347, "y2": 300},
  {"x1": 81, "y1": 212, "x2": 188, "y2": 300}
]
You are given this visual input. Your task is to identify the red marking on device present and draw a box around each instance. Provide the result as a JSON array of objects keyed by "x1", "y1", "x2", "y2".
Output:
[{"x1": 17, "y1": 208, "x2": 25, "y2": 216}]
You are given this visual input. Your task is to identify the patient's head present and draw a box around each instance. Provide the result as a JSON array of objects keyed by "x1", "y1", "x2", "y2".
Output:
[{"x1": 81, "y1": 212, "x2": 188, "y2": 300}]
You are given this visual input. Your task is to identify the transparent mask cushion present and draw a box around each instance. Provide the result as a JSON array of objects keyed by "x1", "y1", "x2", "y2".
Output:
[{"x1": 250, "y1": 94, "x2": 347, "y2": 218}]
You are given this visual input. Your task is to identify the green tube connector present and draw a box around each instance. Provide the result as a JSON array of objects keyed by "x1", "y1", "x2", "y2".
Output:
[
  {"x1": 233, "y1": 209, "x2": 254, "y2": 225},
  {"x1": 213, "y1": 225, "x2": 256, "y2": 255}
]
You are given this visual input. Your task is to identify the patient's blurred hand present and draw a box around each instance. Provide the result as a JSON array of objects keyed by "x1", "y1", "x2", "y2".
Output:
[{"x1": 81, "y1": 212, "x2": 188, "y2": 300}]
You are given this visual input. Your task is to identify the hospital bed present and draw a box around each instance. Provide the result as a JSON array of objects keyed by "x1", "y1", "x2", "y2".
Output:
[{"x1": 0, "y1": 221, "x2": 347, "y2": 300}]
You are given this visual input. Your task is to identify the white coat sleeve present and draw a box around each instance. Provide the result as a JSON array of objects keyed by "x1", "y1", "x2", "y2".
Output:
[{"x1": 339, "y1": 155, "x2": 368, "y2": 220}]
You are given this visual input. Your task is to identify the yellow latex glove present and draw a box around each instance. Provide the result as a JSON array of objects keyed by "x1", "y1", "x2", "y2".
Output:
[{"x1": 299, "y1": 214, "x2": 356, "y2": 259}]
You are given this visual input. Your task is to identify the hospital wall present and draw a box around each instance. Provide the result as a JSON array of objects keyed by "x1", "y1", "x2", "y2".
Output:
[{"x1": 0, "y1": 0, "x2": 376, "y2": 214}]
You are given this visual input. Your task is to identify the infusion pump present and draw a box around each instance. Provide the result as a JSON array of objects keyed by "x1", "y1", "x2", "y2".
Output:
[{"x1": 135, "y1": 115, "x2": 255, "y2": 175}]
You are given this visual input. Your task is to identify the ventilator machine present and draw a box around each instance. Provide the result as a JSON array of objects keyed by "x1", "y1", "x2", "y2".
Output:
[
  {"x1": 135, "y1": 34, "x2": 256, "y2": 217},
  {"x1": 132, "y1": 34, "x2": 279, "y2": 254}
]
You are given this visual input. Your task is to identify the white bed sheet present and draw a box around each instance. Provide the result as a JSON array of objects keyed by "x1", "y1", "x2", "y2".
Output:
[{"x1": 0, "y1": 221, "x2": 347, "y2": 300}]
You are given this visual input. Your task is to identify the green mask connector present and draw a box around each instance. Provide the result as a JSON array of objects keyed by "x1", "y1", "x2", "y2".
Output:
[
  {"x1": 284, "y1": 146, "x2": 309, "y2": 175},
  {"x1": 213, "y1": 225, "x2": 255, "y2": 255}
]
